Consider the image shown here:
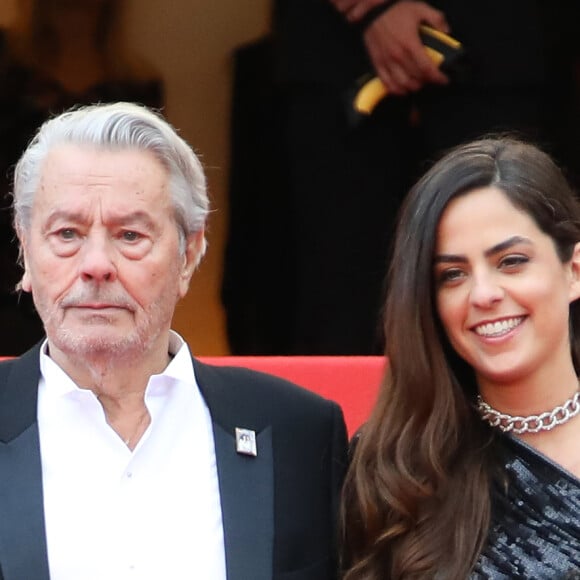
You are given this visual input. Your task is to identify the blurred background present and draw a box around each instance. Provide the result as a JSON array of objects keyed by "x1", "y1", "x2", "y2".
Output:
[
  {"x1": 123, "y1": 0, "x2": 271, "y2": 355},
  {"x1": 1, "y1": 1, "x2": 578, "y2": 357},
  {"x1": 0, "y1": 0, "x2": 271, "y2": 355}
]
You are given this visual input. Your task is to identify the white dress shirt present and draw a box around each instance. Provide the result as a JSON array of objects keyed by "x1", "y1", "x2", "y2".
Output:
[{"x1": 37, "y1": 332, "x2": 226, "y2": 580}]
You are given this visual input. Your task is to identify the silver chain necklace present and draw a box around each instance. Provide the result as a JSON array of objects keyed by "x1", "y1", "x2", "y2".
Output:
[{"x1": 476, "y1": 390, "x2": 580, "y2": 434}]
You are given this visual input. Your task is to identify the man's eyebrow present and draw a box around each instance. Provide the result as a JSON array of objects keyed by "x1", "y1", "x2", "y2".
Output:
[
  {"x1": 433, "y1": 235, "x2": 533, "y2": 264},
  {"x1": 43, "y1": 210, "x2": 157, "y2": 229},
  {"x1": 107, "y1": 211, "x2": 157, "y2": 229},
  {"x1": 43, "y1": 210, "x2": 86, "y2": 229}
]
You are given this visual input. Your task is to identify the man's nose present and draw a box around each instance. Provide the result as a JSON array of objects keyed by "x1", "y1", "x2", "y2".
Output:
[
  {"x1": 469, "y1": 271, "x2": 504, "y2": 308},
  {"x1": 79, "y1": 235, "x2": 117, "y2": 283}
]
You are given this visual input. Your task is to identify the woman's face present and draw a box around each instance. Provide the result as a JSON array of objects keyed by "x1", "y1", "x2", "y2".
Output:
[{"x1": 433, "y1": 186, "x2": 580, "y2": 392}]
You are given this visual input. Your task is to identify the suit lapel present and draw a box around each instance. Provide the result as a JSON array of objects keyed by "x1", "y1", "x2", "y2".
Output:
[
  {"x1": 194, "y1": 359, "x2": 274, "y2": 580},
  {"x1": 0, "y1": 347, "x2": 50, "y2": 580}
]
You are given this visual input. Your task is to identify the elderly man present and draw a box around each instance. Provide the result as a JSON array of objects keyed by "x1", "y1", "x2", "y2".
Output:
[{"x1": 0, "y1": 102, "x2": 347, "y2": 580}]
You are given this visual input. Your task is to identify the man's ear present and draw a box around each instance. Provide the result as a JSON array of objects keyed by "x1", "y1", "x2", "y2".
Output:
[
  {"x1": 20, "y1": 269, "x2": 32, "y2": 293},
  {"x1": 178, "y1": 230, "x2": 205, "y2": 298},
  {"x1": 568, "y1": 242, "x2": 580, "y2": 303},
  {"x1": 16, "y1": 229, "x2": 32, "y2": 293}
]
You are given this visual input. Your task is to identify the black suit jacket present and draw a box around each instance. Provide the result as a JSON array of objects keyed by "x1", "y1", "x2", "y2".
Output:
[{"x1": 0, "y1": 346, "x2": 348, "y2": 580}]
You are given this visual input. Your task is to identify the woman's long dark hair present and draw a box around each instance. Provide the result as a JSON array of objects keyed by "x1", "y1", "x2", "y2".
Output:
[{"x1": 341, "y1": 137, "x2": 580, "y2": 579}]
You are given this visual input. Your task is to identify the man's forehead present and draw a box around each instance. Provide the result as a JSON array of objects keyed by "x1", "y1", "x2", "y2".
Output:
[
  {"x1": 37, "y1": 145, "x2": 169, "y2": 193},
  {"x1": 39, "y1": 206, "x2": 161, "y2": 234},
  {"x1": 40, "y1": 145, "x2": 166, "y2": 180}
]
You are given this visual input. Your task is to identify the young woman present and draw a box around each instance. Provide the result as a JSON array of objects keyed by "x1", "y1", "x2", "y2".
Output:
[{"x1": 341, "y1": 137, "x2": 580, "y2": 578}]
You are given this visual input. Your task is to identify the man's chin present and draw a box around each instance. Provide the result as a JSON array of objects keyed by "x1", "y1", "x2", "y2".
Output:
[{"x1": 53, "y1": 329, "x2": 143, "y2": 358}]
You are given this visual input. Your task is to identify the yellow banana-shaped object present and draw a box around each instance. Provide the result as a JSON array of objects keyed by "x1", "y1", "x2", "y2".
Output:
[
  {"x1": 353, "y1": 77, "x2": 388, "y2": 115},
  {"x1": 352, "y1": 25, "x2": 463, "y2": 115}
]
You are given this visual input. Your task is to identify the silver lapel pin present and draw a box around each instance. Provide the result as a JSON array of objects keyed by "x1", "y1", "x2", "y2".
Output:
[{"x1": 235, "y1": 427, "x2": 257, "y2": 457}]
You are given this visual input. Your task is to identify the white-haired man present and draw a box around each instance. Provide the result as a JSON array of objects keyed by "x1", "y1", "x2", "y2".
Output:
[{"x1": 0, "y1": 102, "x2": 347, "y2": 580}]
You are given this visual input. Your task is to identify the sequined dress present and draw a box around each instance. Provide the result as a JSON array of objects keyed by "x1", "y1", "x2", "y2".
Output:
[{"x1": 472, "y1": 434, "x2": 580, "y2": 579}]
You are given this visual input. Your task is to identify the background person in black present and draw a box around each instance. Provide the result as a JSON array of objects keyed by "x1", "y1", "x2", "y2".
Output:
[
  {"x1": 0, "y1": 0, "x2": 162, "y2": 355},
  {"x1": 223, "y1": 0, "x2": 580, "y2": 355}
]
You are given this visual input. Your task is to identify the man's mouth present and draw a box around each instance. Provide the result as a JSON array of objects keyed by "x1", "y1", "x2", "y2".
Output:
[{"x1": 73, "y1": 304, "x2": 122, "y2": 309}]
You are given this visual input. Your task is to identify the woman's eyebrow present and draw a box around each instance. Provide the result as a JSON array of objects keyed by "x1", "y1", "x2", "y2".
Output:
[
  {"x1": 433, "y1": 235, "x2": 532, "y2": 264},
  {"x1": 484, "y1": 235, "x2": 532, "y2": 257},
  {"x1": 433, "y1": 253, "x2": 467, "y2": 264}
]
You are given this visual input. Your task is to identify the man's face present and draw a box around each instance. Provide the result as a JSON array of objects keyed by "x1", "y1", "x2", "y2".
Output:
[{"x1": 19, "y1": 145, "x2": 200, "y2": 364}]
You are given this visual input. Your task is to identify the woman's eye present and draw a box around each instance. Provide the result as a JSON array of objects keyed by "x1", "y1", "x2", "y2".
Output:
[
  {"x1": 499, "y1": 254, "x2": 529, "y2": 269},
  {"x1": 436, "y1": 268, "x2": 465, "y2": 285}
]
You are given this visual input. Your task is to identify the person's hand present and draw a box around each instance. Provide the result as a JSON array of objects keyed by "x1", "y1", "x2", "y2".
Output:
[
  {"x1": 330, "y1": 0, "x2": 386, "y2": 22},
  {"x1": 364, "y1": 1, "x2": 450, "y2": 95}
]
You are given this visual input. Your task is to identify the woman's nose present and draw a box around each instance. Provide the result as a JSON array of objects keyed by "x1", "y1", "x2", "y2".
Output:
[{"x1": 469, "y1": 271, "x2": 504, "y2": 308}]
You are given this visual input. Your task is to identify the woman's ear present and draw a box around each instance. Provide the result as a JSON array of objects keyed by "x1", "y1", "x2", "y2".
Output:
[{"x1": 568, "y1": 242, "x2": 580, "y2": 302}]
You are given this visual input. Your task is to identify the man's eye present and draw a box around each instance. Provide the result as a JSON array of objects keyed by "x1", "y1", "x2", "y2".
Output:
[
  {"x1": 58, "y1": 228, "x2": 77, "y2": 240},
  {"x1": 121, "y1": 231, "x2": 142, "y2": 242}
]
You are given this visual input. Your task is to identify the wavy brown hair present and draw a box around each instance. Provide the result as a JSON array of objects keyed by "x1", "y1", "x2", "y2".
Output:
[{"x1": 341, "y1": 137, "x2": 580, "y2": 579}]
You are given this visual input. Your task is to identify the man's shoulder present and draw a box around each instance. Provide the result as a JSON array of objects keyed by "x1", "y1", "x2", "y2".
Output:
[
  {"x1": 0, "y1": 355, "x2": 21, "y2": 383},
  {"x1": 0, "y1": 346, "x2": 41, "y2": 392},
  {"x1": 194, "y1": 358, "x2": 335, "y2": 406},
  {"x1": 193, "y1": 358, "x2": 344, "y2": 432},
  {"x1": 0, "y1": 356, "x2": 14, "y2": 380},
  {"x1": 0, "y1": 349, "x2": 41, "y2": 440}
]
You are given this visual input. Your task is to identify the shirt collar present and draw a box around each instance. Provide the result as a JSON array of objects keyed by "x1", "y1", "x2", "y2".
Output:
[{"x1": 39, "y1": 330, "x2": 195, "y2": 399}]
